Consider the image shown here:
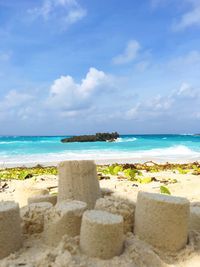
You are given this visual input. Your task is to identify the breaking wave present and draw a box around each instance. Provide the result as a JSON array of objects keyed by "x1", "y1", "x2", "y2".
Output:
[
  {"x1": 116, "y1": 137, "x2": 137, "y2": 142},
  {"x1": 0, "y1": 145, "x2": 199, "y2": 166}
]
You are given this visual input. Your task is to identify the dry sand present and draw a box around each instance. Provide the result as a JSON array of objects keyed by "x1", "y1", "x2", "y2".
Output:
[{"x1": 0, "y1": 170, "x2": 200, "y2": 266}]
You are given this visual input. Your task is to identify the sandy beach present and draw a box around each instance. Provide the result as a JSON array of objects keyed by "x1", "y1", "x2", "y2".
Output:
[{"x1": 1, "y1": 161, "x2": 200, "y2": 267}]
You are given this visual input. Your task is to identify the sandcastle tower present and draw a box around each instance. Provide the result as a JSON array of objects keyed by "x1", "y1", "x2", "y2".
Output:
[
  {"x1": 80, "y1": 210, "x2": 124, "y2": 259},
  {"x1": 44, "y1": 200, "x2": 87, "y2": 246},
  {"x1": 0, "y1": 201, "x2": 22, "y2": 259},
  {"x1": 58, "y1": 160, "x2": 101, "y2": 208},
  {"x1": 134, "y1": 191, "x2": 189, "y2": 251}
]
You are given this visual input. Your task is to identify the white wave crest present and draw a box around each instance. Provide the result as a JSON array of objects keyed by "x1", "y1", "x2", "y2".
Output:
[
  {"x1": 0, "y1": 140, "x2": 57, "y2": 145},
  {"x1": 116, "y1": 137, "x2": 137, "y2": 142}
]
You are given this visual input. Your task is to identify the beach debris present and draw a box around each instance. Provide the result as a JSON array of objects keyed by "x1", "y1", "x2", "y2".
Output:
[
  {"x1": 134, "y1": 191, "x2": 190, "y2": 251},
  {"x1": 95, "y1": 196, "x2": 135, "y2": 233},
  {"x1": 57, "y1": 160, "x2": 101, "y2": 208},
  {"x1": 80, "y1": 210, "x2": 124, "y2": 259},
  {"x1": 137, "y1": 177, "x2": 152, "y2": 184},
  {"x1": 189, "y1": 206, "x2": 200, "y2": 232},
  {"x1": 160, "y1": 186, "x2": 171, "y2": 195},
  {"x1": 97, "y1": 173, "x2": 110, "y2": 180},
  {"x1": 21, "y1": 202, "x2": 53, "y2": 235},
  {"x1": 0, "y1": 182, "x2": 9, "y2": 192},
  {"x1": 177, "y1": 167, "x2": 190, "y2": 174},
  {"x1": 28, "y1": 193, "x2": 57, "y2": 206},
  {"x1": 0, "y1": 201, "x2": 22, "y2": 259},
  {"x1": 43, "y1": 200, "x2": 87, "y2": 246}
]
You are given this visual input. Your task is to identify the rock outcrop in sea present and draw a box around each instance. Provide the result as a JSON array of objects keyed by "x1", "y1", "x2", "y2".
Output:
[{"x1": 61, "y1": 132, "x2": 119, "y2": 143}]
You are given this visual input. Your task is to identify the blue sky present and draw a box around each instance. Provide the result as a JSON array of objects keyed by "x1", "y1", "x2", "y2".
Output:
[{"x1": 0, "y1": 0, "x2": 200, "y2": 135}]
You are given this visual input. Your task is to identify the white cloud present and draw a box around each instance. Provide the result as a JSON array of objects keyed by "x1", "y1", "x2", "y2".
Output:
[
  {"x1": 169, "y1": 50, "x2": 200, "y2": 68},
  {"x1": 151, "y1": 0, "x2": 200, "y2": 31},
  {"x1": 64, "y1": 8, "x2": 86, "y2": 24},
  {"x1": 47, "y1": 67, "x2": 110, "y2": 110},
  {"x1": 175, "y1": 82, "x2": 199, "y2": 98},
  {"x1": 28, "y1": 0, "x2": 86, "y2": 28},
  {"x1": 112, "y1": 40, "x2": 141, "y2": 65},
  {"x1": 80, "y1": 67, "x2": 109, "y2": 97},
  {"x1": 0, "y1": 90, "x2": 35, "y2": 121},
  {"x1": 146, "y1": 95, "x2": 174, "y2": 111},
  {"x1": 0, "y1": 90, "x2": 33, "y2": 109},
  {"x1": 173, "y1": 0, "x2": 200, "y2": 31},
  {"x1": 125, "y1": 82, "x2": 200, "y2": 121}
]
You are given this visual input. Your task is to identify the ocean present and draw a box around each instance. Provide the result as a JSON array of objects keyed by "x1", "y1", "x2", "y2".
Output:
[{"x1": 0, "y1": 134, "x2": 200, "y2": 166}]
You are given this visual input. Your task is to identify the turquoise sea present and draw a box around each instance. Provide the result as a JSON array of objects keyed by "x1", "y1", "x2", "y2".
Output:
[{"x1": 0, "y1": 135, "x2": 200, "y2": 165}]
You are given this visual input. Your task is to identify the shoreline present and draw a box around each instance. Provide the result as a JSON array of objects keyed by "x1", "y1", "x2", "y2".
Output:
[{"x1": 1, "y1": 156, "x2": 200, "y2": 168}]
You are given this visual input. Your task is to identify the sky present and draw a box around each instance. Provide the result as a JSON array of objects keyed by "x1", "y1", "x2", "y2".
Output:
[{"x1": 0, "y1": 0, "x2": 200, "y2": 135}]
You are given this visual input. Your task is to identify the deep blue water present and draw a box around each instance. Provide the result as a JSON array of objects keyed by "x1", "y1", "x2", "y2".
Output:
[{"x1": 0, "y1": 135, "x2": 200, "y2": 164}]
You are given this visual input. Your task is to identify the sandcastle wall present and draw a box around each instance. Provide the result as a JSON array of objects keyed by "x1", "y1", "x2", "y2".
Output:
[
  {"x1": 95, "y1": 196, "x2": 135, "y2": 233},
  {"x1": 43, "y1": 200, "x2": 87, "y2": 246},
  {"x1": 0, "y1": 201, "x2": 22, "y2": 259},
  {"x1": 21, "y1": 202, "x2": 53, "y2": 234},
  {"x1": 58, "y1": 160, "x2": 101, "y2": 208},
  {"x1": 28, "y1": 194, "x2": 57, "y2": 206}
]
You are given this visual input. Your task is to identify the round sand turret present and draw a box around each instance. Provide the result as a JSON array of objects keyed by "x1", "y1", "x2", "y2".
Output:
[
  {"x1": 0, "y1": 201, "x2": 22, "y2": 259},
  {"x1": 28, "y1": 194, "x2": 57, "y2": 206},
  {"x1": 80, "y1": 210, "x2": 124, "y2": 259},
  {"x1": 58, "y1": 160, "x2": 101, "y2": 208},
  {"x1": 134, "y1": 191, "x2": 189, "y2": 251},
  {"x1": 44, "y1": 200, "x2": 87, "y2": 246},
  {"x1": 189, "y1": 206, "x2": 200, "y2": 232}
]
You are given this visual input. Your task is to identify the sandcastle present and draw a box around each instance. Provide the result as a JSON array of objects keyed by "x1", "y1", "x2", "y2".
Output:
[
  {"x1": 58, "y1": 160, "x2": 101, "y2": 208},
  {"x1": 43, "y1": 200, "x2": 87, "y2": 246},
  {"x1": 28, "y1": 194, "x2": 57, "y2": 206},
  {"x1": 0, "y1": 201, "x2": 22, "y2": 259},
  {"x1": 134, "y1": 191, "x2": 190, "y2": 251},
  {"x1": 80, "y1": 210, "x2": 124, "y2": 259},
  {"x1": 0, "y1": 160, "x2": 193, "y2": 262}
]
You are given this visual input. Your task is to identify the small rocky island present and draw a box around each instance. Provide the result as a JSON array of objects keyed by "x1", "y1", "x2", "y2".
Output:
[{"x1": 61, "y1": 132, "x2": 119, "y2": 143}]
